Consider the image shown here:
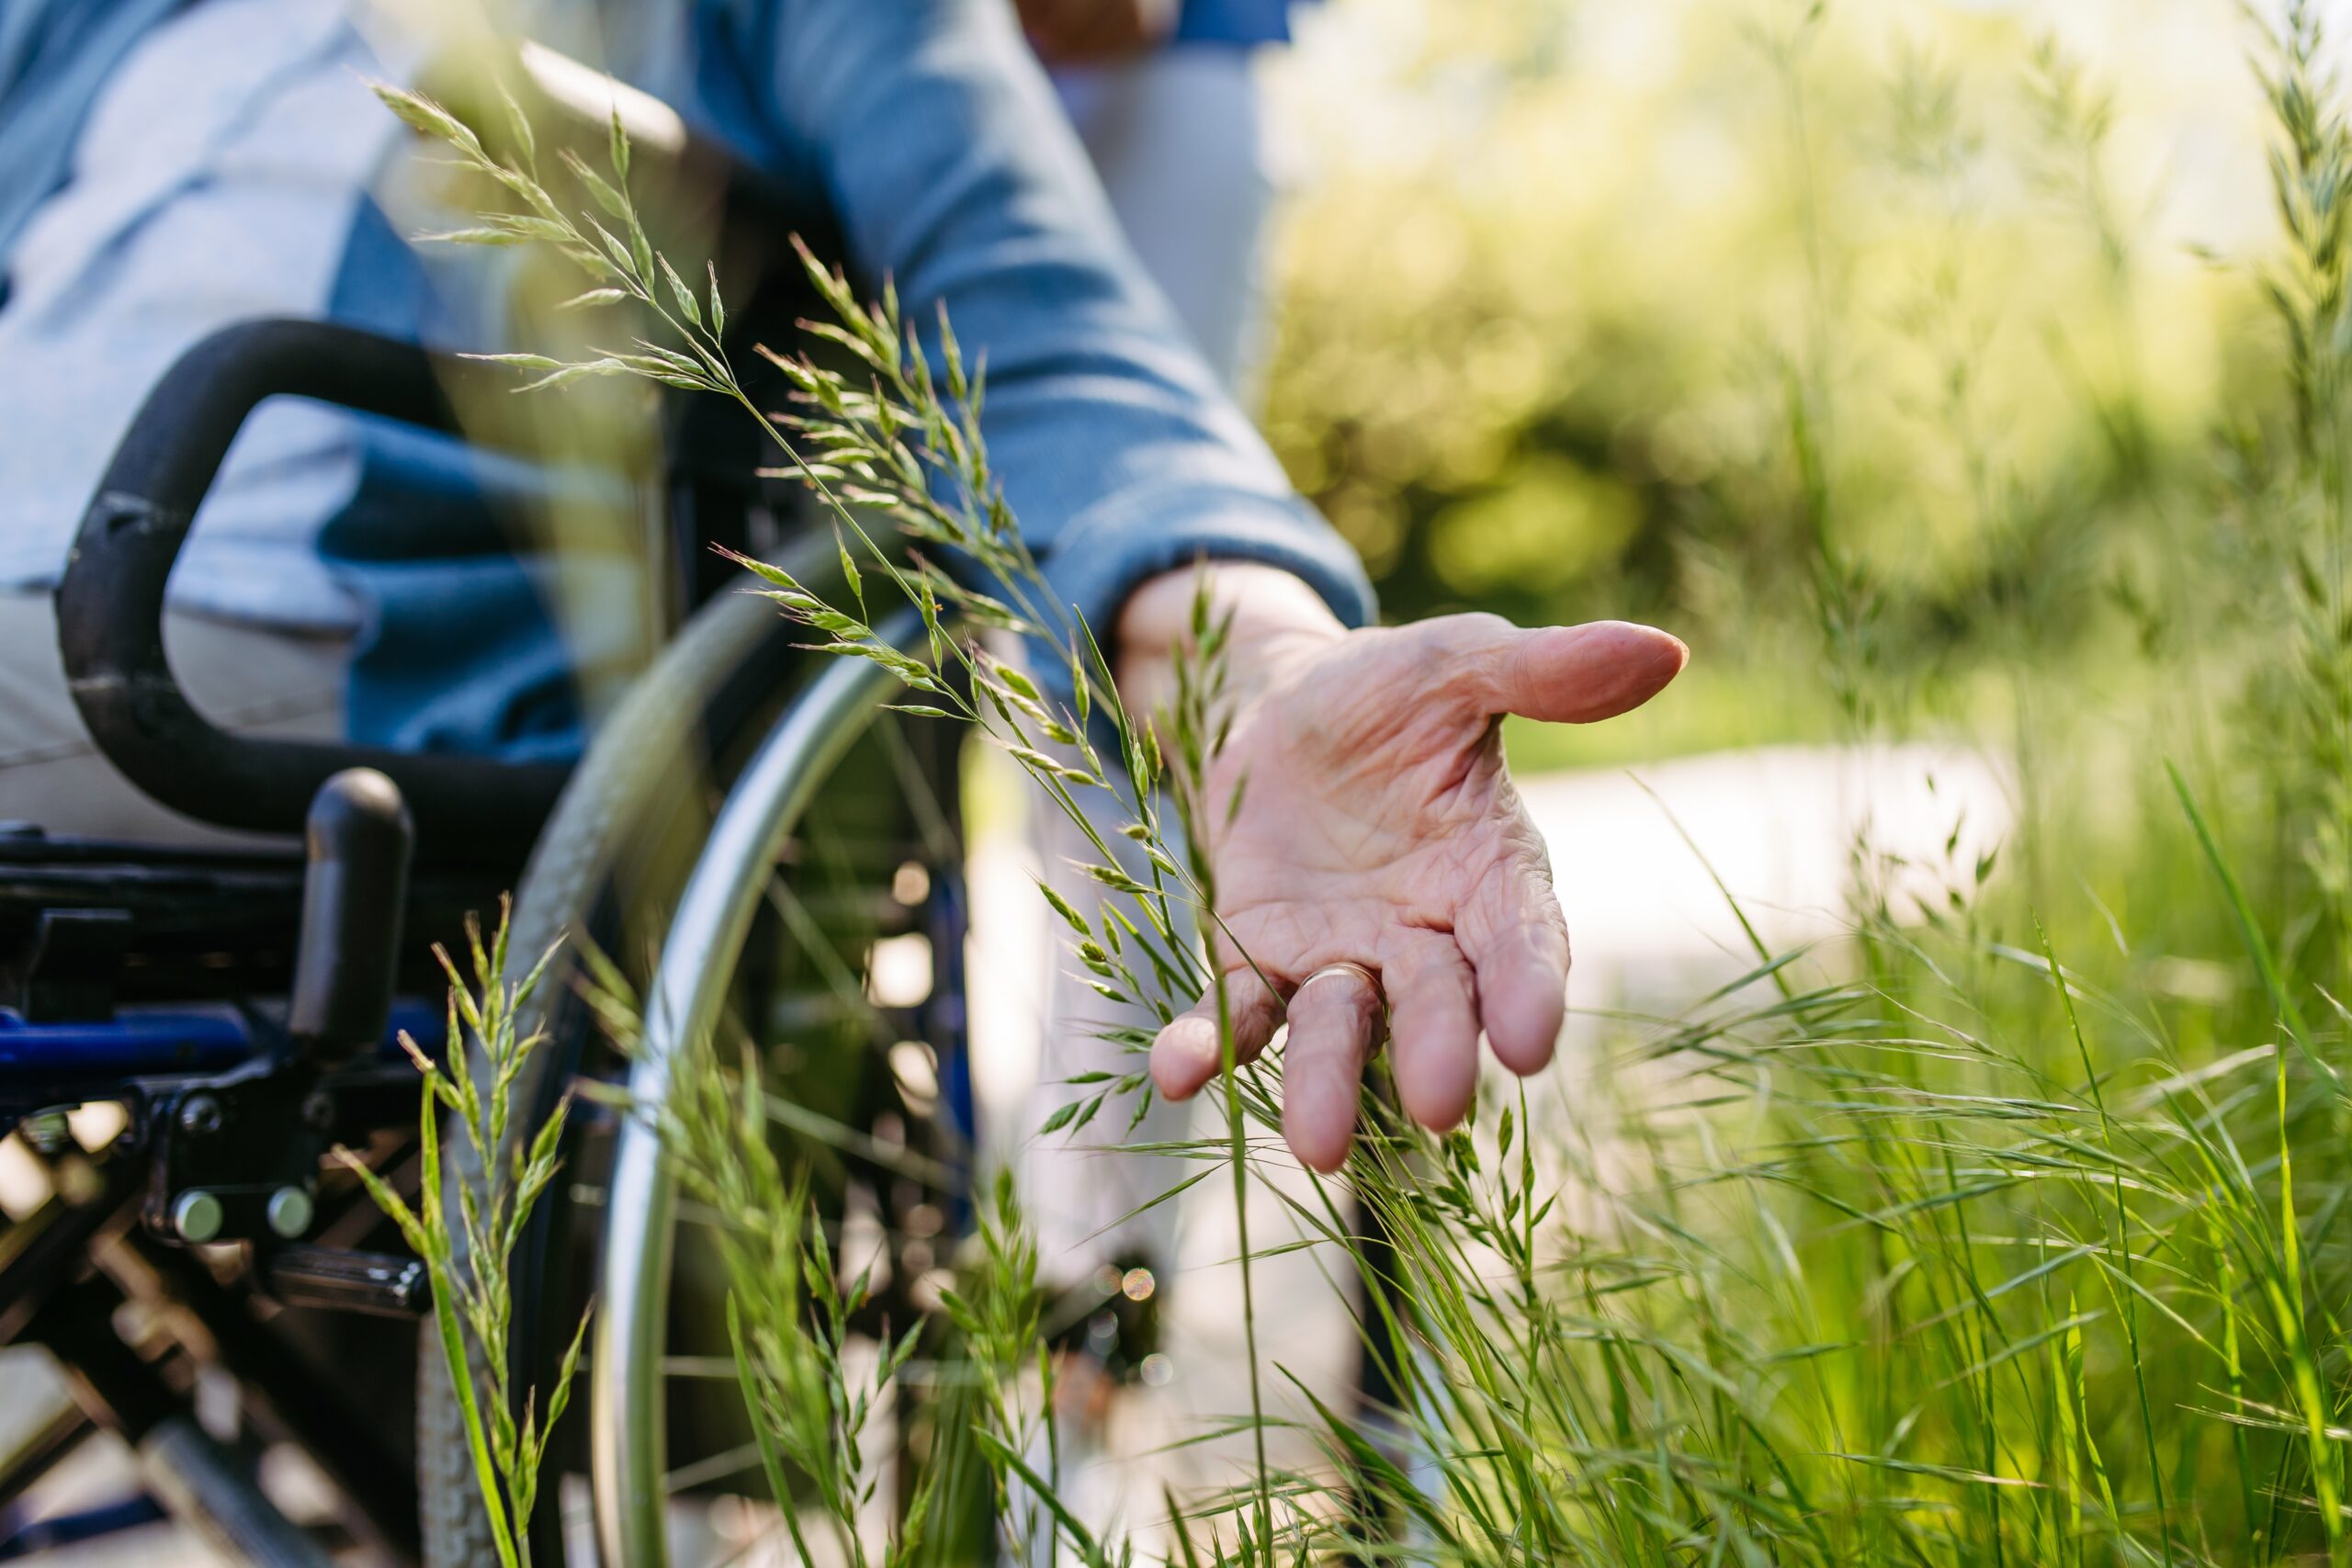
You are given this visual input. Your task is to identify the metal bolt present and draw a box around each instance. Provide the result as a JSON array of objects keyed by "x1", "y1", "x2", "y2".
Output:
[
  {"x1": 265, "y1": 1186, "x2": 314, "y2": 1240},
  {"x1": 177, "y1": 1094, "x2": 223, "y2": 1138},
  {"x1": 172, "y1": 1190, "x2": 224, "y2": 1245},
  {"x1": 18, "y1": 1110, "x2": 71, "y2": 1158}
]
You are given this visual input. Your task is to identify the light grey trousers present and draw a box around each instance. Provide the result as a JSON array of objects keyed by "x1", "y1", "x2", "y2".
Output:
[
  {"x1": 1057, "y1": 46, "x2": 1273, "y2": 397},
  {"x1": 0, "y1": 590, "x2": 346, "y2": 844}
]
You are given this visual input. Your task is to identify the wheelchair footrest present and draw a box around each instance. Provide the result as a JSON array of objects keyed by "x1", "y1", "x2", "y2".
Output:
[{"x1": 263, "y1": 1246, "x2": 427, "y2": 1318}]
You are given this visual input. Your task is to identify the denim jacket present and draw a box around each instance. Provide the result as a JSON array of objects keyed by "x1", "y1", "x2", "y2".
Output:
[{"x1": 0, "y1": 0, "x2": 1370, "y2": 758}]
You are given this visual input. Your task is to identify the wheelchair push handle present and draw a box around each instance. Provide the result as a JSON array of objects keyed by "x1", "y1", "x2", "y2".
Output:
[
  {"x1": 289, "y1": 769, "x2": 413, "y2": 1060},
  {"x1": 55, "y1": 318, "x2": 569, "y2": 857}
]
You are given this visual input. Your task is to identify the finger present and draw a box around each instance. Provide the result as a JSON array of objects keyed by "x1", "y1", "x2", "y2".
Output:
[
  {"x1": 1477, "y1": 621, "x2": 1687, "y2": 725},
  {"x1": 1149, "y1": 968, "x2": 1282, "y2": 1102},
  {"x1": 1380, "y1": 930, "x2": 1482, "y2": 1134},
  {"x1": 1459, "y1": 852, "x2": 1570, "y2": 1077},
  {"x1": 1281, "y1": 965, "x2": 1385, "y2": 1172}
]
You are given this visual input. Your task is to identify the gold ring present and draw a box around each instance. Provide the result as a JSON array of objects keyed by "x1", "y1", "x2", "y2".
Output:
[
  {"x1": 1296, "y1": 961, "x2": 1379, "y2": 996},
  {"x1": 1295, "y1": 962, "x2": 1385, "y2": 1053}
]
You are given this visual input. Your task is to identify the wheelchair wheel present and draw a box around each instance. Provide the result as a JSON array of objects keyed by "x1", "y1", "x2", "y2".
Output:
[{"x1": 417, "y1": 586, "x2": 972, "y2": 1568}]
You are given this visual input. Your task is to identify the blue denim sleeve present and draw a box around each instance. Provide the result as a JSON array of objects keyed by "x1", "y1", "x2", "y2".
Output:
[
  {"x1": 1174, "y1": 0, "x2": 1306, "y2": 45},
  {"x1": 709, "y1": 0, "x2": 1375, "y2": 686}
]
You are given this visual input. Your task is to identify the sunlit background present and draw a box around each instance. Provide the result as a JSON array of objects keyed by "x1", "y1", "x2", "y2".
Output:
[{"x1": 1263, "y1": 0, "x2": 2280, "y2": 761}]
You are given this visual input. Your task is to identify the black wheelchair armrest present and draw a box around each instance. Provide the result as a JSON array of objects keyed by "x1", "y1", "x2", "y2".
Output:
[{"x1": 56, "y1": 318, "x2": 571, "y2": 858}]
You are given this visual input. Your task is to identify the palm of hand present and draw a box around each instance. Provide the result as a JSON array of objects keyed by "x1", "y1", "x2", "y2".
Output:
[{"x1": 1148, "y1": 615, "x2": 1686, "y2": 1171}]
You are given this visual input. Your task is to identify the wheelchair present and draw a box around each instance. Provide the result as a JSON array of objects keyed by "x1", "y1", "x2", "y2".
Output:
[{"x1": 0, "y1": 276, "x2": 979, "y2": 1562}]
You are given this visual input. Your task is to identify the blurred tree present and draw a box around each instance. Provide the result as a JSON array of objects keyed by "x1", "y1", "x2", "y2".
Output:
[{"x1": 1257, "y1": 0, "x2": 2276, "y2": 730}]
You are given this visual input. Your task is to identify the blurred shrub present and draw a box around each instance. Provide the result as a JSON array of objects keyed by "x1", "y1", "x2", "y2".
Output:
[{"x1": 1261, "y1": 0, "x2": 2274, "y2": 707}]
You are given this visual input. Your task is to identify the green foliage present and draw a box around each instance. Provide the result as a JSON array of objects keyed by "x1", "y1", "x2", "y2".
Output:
[
  {"x1": 337, "y1": 905, "x2": 584, "y2": 1568},
  {"x1": 1260, "y1": 0, "x2": 2260, "y2": 757}
]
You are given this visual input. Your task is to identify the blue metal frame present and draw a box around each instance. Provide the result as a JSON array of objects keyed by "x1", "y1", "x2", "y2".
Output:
[
  {"x1": 0, "y1": 1001, "x2": 448, "y2": 1115},
  {"x1": 0, "y1": 1007, "x2": 257, "y2": 1084},
  {"x1": 0, "y1": 1495, "x2": 168, "y2": 1560}
]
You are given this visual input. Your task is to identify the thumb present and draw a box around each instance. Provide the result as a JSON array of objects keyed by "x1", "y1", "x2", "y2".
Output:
[{"x1": 1474, "y1": 620, "x2": 1687, "y2": 725}]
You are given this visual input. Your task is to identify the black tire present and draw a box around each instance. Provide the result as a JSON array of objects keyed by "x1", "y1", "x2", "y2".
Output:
[
  {"x1": 416, "y1": 563, "x2": 970, "y2": 1566},
  {"x1": 418, "y1": 584, "x2": 796, "y2": 1568}
]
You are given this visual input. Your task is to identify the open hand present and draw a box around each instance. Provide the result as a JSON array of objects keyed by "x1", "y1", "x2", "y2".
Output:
[{"x1": 1118, "y1": 567, "x2": 1686, "y2": 1171}]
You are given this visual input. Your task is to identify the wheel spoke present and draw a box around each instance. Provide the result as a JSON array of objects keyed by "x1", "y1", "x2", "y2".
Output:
[
  {"x1": 876, "y1": 714, "x2": 965, "y2": 867},
  {"x1": 662, "y1": 1439, "x2": 764, "y2": 1495},
  {"x1": 760, "y1": 870, "x2": 883, "y2": 1031},
  {"x1": 656, "y1": 1355, "x2": 744, "y2": 1380}
]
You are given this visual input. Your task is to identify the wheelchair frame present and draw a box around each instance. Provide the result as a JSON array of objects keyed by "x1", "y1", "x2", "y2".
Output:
[
  {"x1": 0, "y1": 313, "x2": 974, "y2": 1566},
  {"x1": 0, "y1": 319, "x2": 571, "y2": 1565}
]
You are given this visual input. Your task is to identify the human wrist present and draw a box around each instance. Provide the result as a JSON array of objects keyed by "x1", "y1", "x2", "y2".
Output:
[{"x1": 1114, "y1": 563, "x2": 1348, "y2": 711}]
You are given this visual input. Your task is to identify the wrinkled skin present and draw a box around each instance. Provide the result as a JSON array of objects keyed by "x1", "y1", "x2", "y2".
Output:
[{"x1": 1117, "y1": 567, "x2": 1687, "y2": 1172}]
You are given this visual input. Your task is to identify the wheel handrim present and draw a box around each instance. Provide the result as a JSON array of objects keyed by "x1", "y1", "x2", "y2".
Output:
[{"x1": 592, "y1": 609, "x2": 926, "y2": 1568}]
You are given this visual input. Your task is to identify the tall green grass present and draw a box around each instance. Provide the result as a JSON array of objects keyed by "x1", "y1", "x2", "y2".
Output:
[{"x1": 367, "y1": 5, "x2": 2352, "y2": 1562}]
